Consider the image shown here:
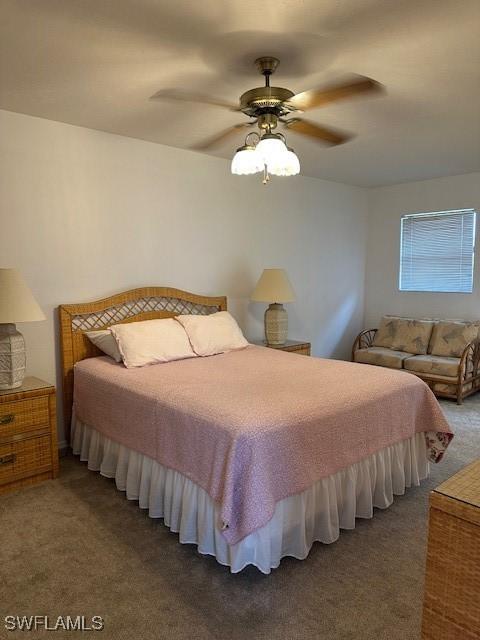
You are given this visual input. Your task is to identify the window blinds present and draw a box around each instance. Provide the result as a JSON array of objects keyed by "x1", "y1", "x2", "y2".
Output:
[{"x1": 399, "y1": 209, "x2": 476, "y2": 293}]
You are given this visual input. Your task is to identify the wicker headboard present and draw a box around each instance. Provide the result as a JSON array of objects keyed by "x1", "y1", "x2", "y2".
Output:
[{"x1": 58, "y1": 287, "x2": 227, "y2": 439}]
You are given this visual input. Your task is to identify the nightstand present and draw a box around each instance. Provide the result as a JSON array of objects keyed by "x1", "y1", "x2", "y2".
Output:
[
  {"x1": 252, "y1": 339, "x2": 311, "y2": 356},
  {"x1": 422, "y1": 459, "x2": 480, "y2": 639},
  {"x1": 0, "y1": 377, "x2": 58, "y2": 495}
]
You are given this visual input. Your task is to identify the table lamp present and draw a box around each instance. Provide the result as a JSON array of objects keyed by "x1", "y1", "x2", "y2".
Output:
[
  {"x1": 251, "y1": 268, "x2": 295, "y2": 345},
  {"x1": 0, "y1": 269, "x2": 45, "y2": 389}
]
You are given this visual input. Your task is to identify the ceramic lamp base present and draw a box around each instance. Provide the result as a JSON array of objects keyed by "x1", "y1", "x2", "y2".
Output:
[
  {"x1": 264, "y1": 303, "x2": 288, "y2": 346},
  {"x1": 0, "y1": 323, "x2": 26, "y2": 390}
]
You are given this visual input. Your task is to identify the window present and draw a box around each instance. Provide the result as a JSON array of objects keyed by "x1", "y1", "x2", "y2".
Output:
[{"x1": 399, "y1": 209, "x2": 476, "y2": 293}]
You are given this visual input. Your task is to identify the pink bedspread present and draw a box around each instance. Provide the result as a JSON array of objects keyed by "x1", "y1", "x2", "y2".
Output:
[{"x1": 73, "y1": 345, "x2": 453, "y2": 544}]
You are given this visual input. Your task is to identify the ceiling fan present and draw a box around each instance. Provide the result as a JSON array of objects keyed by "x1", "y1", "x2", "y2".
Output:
[{"x1": 153, "y1": 57, "x2": 383, "y2": 182}]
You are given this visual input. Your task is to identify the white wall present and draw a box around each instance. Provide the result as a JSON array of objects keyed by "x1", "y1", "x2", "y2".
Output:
[
  {"x1": 0, "y1": 109, "x2": 368, "y2": 444},
  {"x1": 365, "y1": 172, "x2": 480, "y2": 327}
]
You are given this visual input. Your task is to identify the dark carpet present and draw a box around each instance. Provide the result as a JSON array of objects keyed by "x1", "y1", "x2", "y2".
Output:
[{"x1": 1, "y1": 397, "x2": 479, "y2": 640}]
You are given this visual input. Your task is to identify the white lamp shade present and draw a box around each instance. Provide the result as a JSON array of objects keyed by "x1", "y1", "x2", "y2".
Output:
[
  {"x1": 0, "y1": 269, "x2": 45, "y2": 323},
  {"x1": 251, "y1": 268, "x2": 296, "y2": 303},
  {"x1": 231, "y1": 147, "x2": 263, "y2": 175},
  {"x1": 256, "y1": 136, "x2": 288, "y2": 165}
]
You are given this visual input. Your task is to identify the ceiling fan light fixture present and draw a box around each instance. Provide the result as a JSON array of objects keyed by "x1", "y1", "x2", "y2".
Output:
[
  {"x1": 155, "y1": 56, "x2": 382, "y2": 184},
  {"x1": 231, "y1": 144, "x2": 263, "y2": 176}
]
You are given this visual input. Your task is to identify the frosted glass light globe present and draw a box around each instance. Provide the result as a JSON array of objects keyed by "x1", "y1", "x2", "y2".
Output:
[
  {"x1": 231, "y1": 146, "x2": 263, "y2": 175},
  {"x1": 256, "y1": 134, "x2": 288, "y2": 165},
  {"x1": 284, "y1": 148, "x2": 300, "y2": 176},
  {"x1": 268, "y1": 147, "x2": 300, "y2": 176}
]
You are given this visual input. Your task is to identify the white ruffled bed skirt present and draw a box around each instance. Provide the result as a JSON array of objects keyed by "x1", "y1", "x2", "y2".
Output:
[{"x1": 71, "y1": 417, "x2": 429, "y2": 574}]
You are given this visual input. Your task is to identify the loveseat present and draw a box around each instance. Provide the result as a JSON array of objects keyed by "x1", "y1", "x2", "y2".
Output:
[{"x1": 352, "y1": 317, "x2": 480, "y2": 404}]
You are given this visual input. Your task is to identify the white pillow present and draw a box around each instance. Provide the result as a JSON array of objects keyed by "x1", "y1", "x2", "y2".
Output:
[
  {"x1": 176, "y1": 311, "x2": 249, "y2": 357},
  {"x1": 110, "y1": 318, "x2": 196, "y2": 368},
  {"x1": 84, "y1": 329, "x2": 122, "y2": 363}
]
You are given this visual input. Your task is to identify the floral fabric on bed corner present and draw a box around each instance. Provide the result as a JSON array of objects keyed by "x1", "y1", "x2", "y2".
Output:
[{"x1": 425, "y1": 431, "x2": 454, "y2": 463}]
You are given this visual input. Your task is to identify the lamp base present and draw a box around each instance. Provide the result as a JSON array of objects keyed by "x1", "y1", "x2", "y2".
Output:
[
  {"x1": 0, "y1": 324, "x2": 26, "y2": 390},
  {"x1": 264, "y1": 303, "x2": 288, "y2": 346}
]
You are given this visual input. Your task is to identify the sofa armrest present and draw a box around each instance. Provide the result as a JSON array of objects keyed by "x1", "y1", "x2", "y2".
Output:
[
  {"x1": 352, "y1": 329, "x2": 377, "y2": 361},
  {"x1": 459, "y1": 339, "x2": 480, "y2": 381}
]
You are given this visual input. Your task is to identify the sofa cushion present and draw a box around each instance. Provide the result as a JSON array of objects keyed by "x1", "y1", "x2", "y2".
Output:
[
  {"x1": 432, "y1": 381, "x2": 473, "y2": 394},
  {"x1": 429, "y1": 321, "x2": 479, "y2": 357},
  {"x1": 354, "y1": 347, "x2": 414, "y2": 369},
  {"x1": 404, "y1": 354, "x2": 461, "y2": 378},
  {"x1": 389, "y1": 319, "x2": 434, "y2": 355},
  {"x1": 372, "y1": 316, "x2": 402, "y2": 348}
]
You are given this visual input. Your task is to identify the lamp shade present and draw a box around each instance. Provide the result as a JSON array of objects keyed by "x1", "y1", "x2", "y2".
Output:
[
  {"x1": 0, "y1": 269, "x2": 45, "y2": 323},
  {"x1": 251, "y1": 269, "x2": 295, "y2": 303}
]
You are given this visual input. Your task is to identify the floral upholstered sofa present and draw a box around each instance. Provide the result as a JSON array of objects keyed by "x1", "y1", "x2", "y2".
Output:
[{"x1": 352, "y1": 317, "x2": 480, "y2": 404}]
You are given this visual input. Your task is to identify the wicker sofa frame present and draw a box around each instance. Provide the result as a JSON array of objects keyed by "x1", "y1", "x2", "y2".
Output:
[{"x1": 352, "y1": 328, "x2": 480, "y2": 405}]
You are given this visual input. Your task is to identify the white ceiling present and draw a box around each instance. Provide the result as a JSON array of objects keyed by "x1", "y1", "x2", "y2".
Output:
[{"x1": 0, "y1": 0, "x2": 479, "y2": 187}]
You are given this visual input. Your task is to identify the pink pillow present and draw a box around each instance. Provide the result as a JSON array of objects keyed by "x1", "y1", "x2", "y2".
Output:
[
  {"x1": 176, "y1": 311, "x2": 249, "y2": 357},
  {"x1": 110, "y1": 318, "x2": 196, "y2": 368}
]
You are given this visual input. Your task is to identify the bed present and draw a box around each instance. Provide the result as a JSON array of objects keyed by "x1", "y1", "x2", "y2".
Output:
[{"x1": 59, "y1": 287, "x2": 453, "y2": 574}]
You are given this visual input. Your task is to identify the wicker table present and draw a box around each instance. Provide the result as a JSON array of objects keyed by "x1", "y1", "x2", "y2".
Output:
[
  {"x1": 0, "y1": 377, "x2": 58, "y2": 494},
  {"x1": 422, "y1": 459, "x2": 480, "y2": 639},
  {"x1": 250, "y1": 339, "x2": 311, "y2": 356}
]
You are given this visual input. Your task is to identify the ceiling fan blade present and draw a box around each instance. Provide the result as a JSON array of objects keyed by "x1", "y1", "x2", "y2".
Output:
[
  {"x1": 282, "y1": 118, "x2": 352, "y2": 146},
  {"x1": 288, "y1": 76, "x2": 383, "y2": 112},
  {"x1": 192, "y1": 123, "x2": 255, "y2": 151},
  {"x1": 150, "y1": 89, "x2": 240, "y2": 111}
]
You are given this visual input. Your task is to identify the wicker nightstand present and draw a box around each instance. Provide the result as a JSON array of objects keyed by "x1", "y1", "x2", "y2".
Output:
[
  {"x1": 422, "y1": 459, "x2": 480, "y2": 639},
  {"x1": 0, "y1": 377, "x2": 58, "y2": 495},
  {"x1": 252, "y1": 339, "x2": 311, "y2": 356}
]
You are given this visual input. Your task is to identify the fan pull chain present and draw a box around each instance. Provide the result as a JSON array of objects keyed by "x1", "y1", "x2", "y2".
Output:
[{"x1": 262, "y1": 165, "x2": 270, "y2": 185}]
